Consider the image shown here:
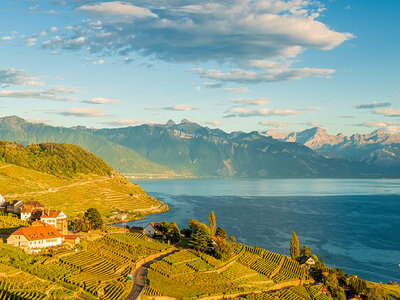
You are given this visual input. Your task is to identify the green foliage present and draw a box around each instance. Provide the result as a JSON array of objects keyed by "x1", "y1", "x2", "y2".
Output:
[
  {"x1": 321, "y1": 255, "x2": 325, "y2": 268},
  {"x1": 208, "y1": 211, "x2": 216, "y2": 237},
  {"x1": 229, "y1": 235, "x2": 236, "y2": 242},
  {"x1": 180, "y1": 228, "x2": 192, "y2": 238},
  {"x1": 300, "y1": 246, "x2": 312, "y2": 258},
  {"x1": 0, "y1": 141, "x2": 113, "y2": 178},
  {"x1": 215, "y1": 227, "x2": 228, "y2": 240},
  {"x1": 85, "y1": 208, "x2": 103, "y2": 230},
  {"x1": 159, "y1": 221, "x2": 181, "y2": 243},
  {"x1": 213, "y1": 239, "x2": 233, "y2": 261},
  {"x1": 290, "y1": 231, "x2": 299, "y2": 259},
  {"x1": 189, "y1": 222, "x2": 212, "y2": 253}
]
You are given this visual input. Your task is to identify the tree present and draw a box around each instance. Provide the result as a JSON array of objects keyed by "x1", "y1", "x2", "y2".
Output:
[
  {"x1": 189, "y1": 224, "x2": 212, "y2": 252},
  {"x1": 321, "y1": 255, "x2": 325, "y2": 268},
  {"x1": 300, "y1": 246, "x2": 311, "y2": 258},
  {"x1": 208, "y1": 212, "x2": 216, "y2": 237},
  {"x1": 85, "y1": 208, "x2": 103, "y2": 230},
  {"x1": 159, "y1": 221, "x2": 181, "y2": 243},
  {"x1": 290, "y1": 231, "x2": 299, "y2": 259},
  {"x1": 215, "y1": 227, "x2": 228, "y2": 240},
  {"x1": 180, "y1": 228, "x2": 192, "y2": 238},
  {"x1": 229, "y1": 236, "x2": 236, "y2": 242},
  {"x1": 214, "y1": 239, "x2": 232, "y2": 261}
]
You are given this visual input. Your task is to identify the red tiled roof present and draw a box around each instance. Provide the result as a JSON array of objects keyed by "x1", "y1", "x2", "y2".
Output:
[
  {"x1": 63, "y1": 235, "x2": 79, "y2": 240},
  {"x1": 150, "y1": 222, "x2": 163, "y2": 230},
  {"x1": 24, "y1": 201, "x2": 44, "y2": 207},
  {"x1": 32, "y1": 220, "x2": 48, "y2": 227},
  {"x1": 11, "y1": 226, "x2": 62, "y2": 241},
  {"x1": 40, "y1": 210, "x2": 63, "y2": 219}
]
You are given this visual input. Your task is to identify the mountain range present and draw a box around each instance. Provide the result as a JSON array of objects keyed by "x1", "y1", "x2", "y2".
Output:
[
  {"x1": 263, "y1": 127, "x2": 400, "y2": 168},
  {"x1": 0, "y1": 116, "x2": 399, "y2": 178}
]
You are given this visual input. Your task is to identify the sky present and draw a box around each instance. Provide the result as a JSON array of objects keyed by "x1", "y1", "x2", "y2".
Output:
[{"x1": 0, "y1": 0, "x2": 399, "y2": 135}]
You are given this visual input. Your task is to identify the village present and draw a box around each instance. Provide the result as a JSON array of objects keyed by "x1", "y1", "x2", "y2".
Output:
[{"x1": 0, "y1": 194, "x2": 80, "y2": 253}]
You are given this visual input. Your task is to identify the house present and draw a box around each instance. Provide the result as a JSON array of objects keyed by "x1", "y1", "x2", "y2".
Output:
[
  {"x1": 299, "y1": 256, "x2": 316, "y2": 270},
  {"x1": 143, "y1": 222, "x2": 163, "y2": 236},
  {"x1": 1, "y1": 200, "x2": 24, "y2": 214},
  {"x1": 40, "y1": 210, "x2": 68, "y2": 235},
  {"x1": 20, "y1": 201, "x2": 45, "y2": 221},
  {"x1": 0, "y1": 194, "x2": 5, "y2": 205},
  {"x1": 7, "y1": 225, "x2": 64, "y2": 253}
]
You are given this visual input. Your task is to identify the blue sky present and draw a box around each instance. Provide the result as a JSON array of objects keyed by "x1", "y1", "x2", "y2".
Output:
[{"x1": 0, "y1": 0, "x2": 399, "y2": 135}]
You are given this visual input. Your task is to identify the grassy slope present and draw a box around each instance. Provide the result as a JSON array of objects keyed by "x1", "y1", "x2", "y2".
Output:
[{"x1": 0, "y1": 161, "x2": 164, "y2": 217}]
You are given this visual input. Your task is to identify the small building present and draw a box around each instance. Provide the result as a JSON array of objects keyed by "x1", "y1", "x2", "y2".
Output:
[
  {"x1": 1, "y1": 200, "x2": 24, "y2": 214},
  {"x1": 7, "y1": 225, "x2": 64, "y2": 253},
  {"x1": 0, "y1": 194, "x2": 5, "y2": 205},
  {"x1": 20, "y1": 201, "x2": 45, "y2": 221},
  {"x1": 143, "y1": 222, "x2": 163, "y2": 236},
  {"x1": 63, "y1": 235, "x2": 81, "y2": 247},
  {"x1": 40, "y1": 210, "x2": 68, "y2": 235},
  {"x1": 299, "y1": 256, "x2": 316, "y2": 270}
]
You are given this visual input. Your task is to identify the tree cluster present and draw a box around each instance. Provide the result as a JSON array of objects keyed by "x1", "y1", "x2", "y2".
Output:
[
  {"x1": 73, "y1": 208, "x2": 103, "y2": 232},
  {"x1": 159, "y1": 221, "x2": 181, "y2": 243},
  {"x1": 0, "y1": 141, "x2": 113, "y2": 178}
]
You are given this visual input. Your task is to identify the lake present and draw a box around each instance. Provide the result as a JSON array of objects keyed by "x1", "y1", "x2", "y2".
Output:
[{"x1": 119, "y1": 178, "x2": 400, "y2": 283}]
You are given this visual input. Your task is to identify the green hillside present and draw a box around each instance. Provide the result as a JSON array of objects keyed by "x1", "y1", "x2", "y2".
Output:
[
  {"x1": 0, "y1": 141, "x2": 112, "y2": 178},
  {"x1": 0, "y1": 116, "x2": 175, "y2": 176}
]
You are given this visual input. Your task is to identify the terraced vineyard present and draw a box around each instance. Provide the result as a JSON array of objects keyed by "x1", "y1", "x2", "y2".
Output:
[
  {"x1": 230, "y1": 286, "x2": 333, "y2": 300},
  {"x1": 144, "y1": 248, "x2": 274, "y2": 299},
  {"x1": 0, "y1": 161, "x2": 164, "y2": 217},
  {"x1": 0, "y1": 232, "x2": 172, "y2": 299},
  {"x1": 0, "y1": 214, "x2": 30, "y2": 234}
]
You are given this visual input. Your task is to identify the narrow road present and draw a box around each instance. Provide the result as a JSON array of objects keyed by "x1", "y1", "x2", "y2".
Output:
[{"x1": 125, "y1": 250, "x2": 178, "y2": 300}]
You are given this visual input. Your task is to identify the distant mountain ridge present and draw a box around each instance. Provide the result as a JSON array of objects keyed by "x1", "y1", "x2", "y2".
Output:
[
  {"x1": 263, "y1": 127, "x2": 400, "y2": 168},
  {"x1": 92, "y1": 119, "x2": 391, "y2": 178},
  {"x1": 1, "y1": 116, "x2": 398, "y2": 178},
  {"x1": 0, "y1": 116, "x2": 175, "y2": 176}
]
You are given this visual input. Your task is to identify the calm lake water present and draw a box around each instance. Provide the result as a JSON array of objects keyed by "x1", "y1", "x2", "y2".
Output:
[{"x1": 119, "y1": 178, "x2": 400, "y2": 283}]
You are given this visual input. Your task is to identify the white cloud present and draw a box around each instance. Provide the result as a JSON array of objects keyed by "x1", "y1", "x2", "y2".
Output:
[
  {"x1": 0, "y1": 88, "x2": 77, "y2": 101},
  {"x1": 0, "y1": 36, "x2": 14, "y2": 41},
  {"x1": 204, "y1": 82, "x2": 223, "y2": 88},
  {"x1": 361, "y1": 121, "x2": 400, "y2": 133},
  {"x1": 40, "y1": 0, "x2": 352, "y2": 71},
  {"x1": 196, "y1": 64, "x2": 335, "y2": 83},
  {"x1": 354, "y1": 101, "x2": 391, "y2": 109},
  {"x1": 205, "y1": 120, "x2": 221, "y2": 126},
  {"x1": 83, "y1": 97, "x2": 121, "y2": 104},
  {"x1": 301, "y1": 107, "x2": 320, "y2": 111},
  {"x1": 224, "y1": 87, "x2": 250, "y2": 93},
  {"x1": 25, "y1": 117, "x2": 51, "y2": 124},
  {"x1": 306, "y1": 121, "x2": 320, "y2": 127},
  {"x1": 53, "y1": 107, "x2": 104, "y2": 117},
  {"x1": 163, "y1": 104, "x2": 200, "y2": 111},
  {"x1": 103, "y1": 119, "x2": 144, "y2": 126},
  {"x1": 373, "y1": 109, "x2": 400, "y2": 117},
  {"x1": 0, "y1": 68, "x2": 42, "y2": 87},
  {"x1": 259, "y1": 121, "x2": 288, "y2": 127},
  {"x1": 93, "y1": 59, "x2": 105, "y2": 65},
  {"x1": 77, "y1": 1, "x2": 158, "y2": 21},
  {"x1": 233, "y1": 98, "x2": 269, "y2": 106},
  {"x1": 26, "y1": 38, "x2": 37, "y2": 47},
  {"x1": 225, "y1": 107, "x2": 300, "y2": 118}
]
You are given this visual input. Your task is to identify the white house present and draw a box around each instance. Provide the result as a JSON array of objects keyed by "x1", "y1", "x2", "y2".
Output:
[
  {"x1": 40, "y1": 210, "x2": 68, "y2": 235},
  {"x1": 0, "y1": 194, "x2": 5, "y2": 205},
  {"x1": 20, "y1": 201, "x2": 45, "y2": 221},
  {"x1": 143, "y1": 222, "x2": 163, "y2": 236},
  {"x1": 7, "y1": 225, "x2": 64, "y2": 253}
]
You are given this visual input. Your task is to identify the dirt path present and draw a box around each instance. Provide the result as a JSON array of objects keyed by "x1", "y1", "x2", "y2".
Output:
[{"x1": 125, "y1": 250, "x2": 178, "y2": 300}]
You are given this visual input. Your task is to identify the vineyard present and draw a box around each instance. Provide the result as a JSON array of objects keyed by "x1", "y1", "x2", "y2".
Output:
[
  {"x1": 144, "y1": 248, "x2": 274, "y2": 299},
  {"x1": 0, "y1": 214, "x2": 30, "y2": 234},
  {"x1": 0, "y1": 161, "x2": 163, "y2": 217},
  {"x1": 0, "y1": 232, "x2": 172, "y2": 299},
  {"x1": 229, "y1": 286, "x2": 334, "y2": 300}
]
